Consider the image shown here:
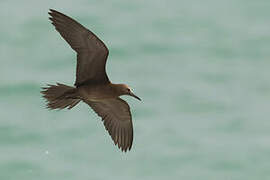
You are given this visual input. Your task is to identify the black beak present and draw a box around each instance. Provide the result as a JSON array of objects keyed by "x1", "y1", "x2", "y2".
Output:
[{"x1": 130, "y1": 92, "x2": 141, "y2": 101}]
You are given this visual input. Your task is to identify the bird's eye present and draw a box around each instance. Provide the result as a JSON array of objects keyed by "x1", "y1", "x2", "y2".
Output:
[{"x1": 127, "y1": 88, "x2": 130, "y2": 92}]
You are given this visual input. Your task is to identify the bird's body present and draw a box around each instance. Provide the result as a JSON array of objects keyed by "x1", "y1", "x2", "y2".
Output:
[
  {"x1": 41, "y1": 9, "x2": 140, "y2": 152},
  {"x1": 78, "y1": 83, "x2": 126, "y2": 101}
]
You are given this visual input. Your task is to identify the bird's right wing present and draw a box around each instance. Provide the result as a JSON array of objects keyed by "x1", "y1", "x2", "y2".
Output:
[
  {"x1": 49, "y1": 9, "x2": 110, "y2": 86},
  {"x1": 86, "y1": 98, "x2": 133, "y2": 152}
]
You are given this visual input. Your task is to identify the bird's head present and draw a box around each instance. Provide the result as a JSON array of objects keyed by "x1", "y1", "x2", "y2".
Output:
[{"x1": 116, "y1": 84, "x2": 141, "y2": 101}]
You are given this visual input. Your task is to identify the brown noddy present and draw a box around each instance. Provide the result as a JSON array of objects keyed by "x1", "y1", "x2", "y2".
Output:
[{"x1": 41, "y1": 9, "x2": 141, "y2": 152}]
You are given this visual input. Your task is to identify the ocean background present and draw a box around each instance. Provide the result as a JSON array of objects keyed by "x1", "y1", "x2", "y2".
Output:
[{"x1": 1, "y1": 0, "x2": 270, "y2": 179}]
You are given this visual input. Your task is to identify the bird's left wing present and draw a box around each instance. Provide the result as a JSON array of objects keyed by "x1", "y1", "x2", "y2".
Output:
[
  {"x1": 48, "y1": 9, "x2": 110, "y2": 86},
  {"x1": 86, "y1": 98, "x2": 133, "y2": 152}
]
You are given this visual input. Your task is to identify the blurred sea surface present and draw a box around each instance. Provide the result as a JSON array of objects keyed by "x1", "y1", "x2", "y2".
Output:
[{"x1": 0, "y1": 0, "x2": 270, "y2": 179}]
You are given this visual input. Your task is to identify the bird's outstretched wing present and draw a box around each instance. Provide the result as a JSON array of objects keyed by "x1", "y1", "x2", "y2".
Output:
[
  {"x1": 87, "y1": 98, "x2": 133, "y2": 152},
  {"x1": 49, "y1": 9, "x2": 110, "y2": 86}
]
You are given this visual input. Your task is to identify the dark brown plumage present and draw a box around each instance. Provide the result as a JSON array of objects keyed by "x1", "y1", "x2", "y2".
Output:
[{"x1": 41, "y1": 9, "x2": 141, "y2": 152}]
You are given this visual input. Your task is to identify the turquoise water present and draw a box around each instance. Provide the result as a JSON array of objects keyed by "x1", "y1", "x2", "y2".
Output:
[{"x1": 1, "y1": 0, "x2": 270, "y2": 179}]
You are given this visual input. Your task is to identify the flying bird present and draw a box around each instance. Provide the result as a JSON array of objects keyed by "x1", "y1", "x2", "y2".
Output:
[{"x1": 41, "y1": 9, "x2": 141, "y2": 152}]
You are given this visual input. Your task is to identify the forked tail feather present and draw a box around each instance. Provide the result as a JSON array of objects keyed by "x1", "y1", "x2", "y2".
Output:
[{"x1": 41, "y1": 83, "x2": 80, "y2": 110}]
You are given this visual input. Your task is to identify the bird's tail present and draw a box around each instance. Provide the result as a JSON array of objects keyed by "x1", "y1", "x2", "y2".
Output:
[{"x1": 41, "y1": 83, "x2": 81, "y2": 110}]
